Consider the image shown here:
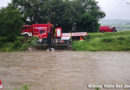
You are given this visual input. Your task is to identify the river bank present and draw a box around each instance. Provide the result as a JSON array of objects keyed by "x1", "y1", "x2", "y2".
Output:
[
  {"x1": 73, "y1": 30, "x2": 130, "y2": 51},
  {"x1": 0, "y1": 30, "x2": 130, "y2": 52}
]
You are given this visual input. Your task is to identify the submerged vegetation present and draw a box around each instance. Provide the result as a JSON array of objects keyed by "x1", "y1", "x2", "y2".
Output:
[
  {"x1": 72, "y1": 30, "x2": 130, "y2": 51},
  {"x1": 14, "y1": 85, "x2": 29, "y2": 90}
]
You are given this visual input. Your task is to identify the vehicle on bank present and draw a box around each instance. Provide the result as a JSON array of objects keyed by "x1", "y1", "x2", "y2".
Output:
[
  {"x1": 99, "y1": 26, "x2": 117, "y2": 32},
  {"x1": 21, "y1": 22, "x2": 87, "y2": 48}
]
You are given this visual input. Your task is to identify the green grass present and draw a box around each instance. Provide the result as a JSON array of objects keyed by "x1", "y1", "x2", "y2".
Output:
[
  {"x1": 1, "y1": 31, "x2": 130, "y2": 51},
  {"x1": 0, "y1": 36, "x2": 33, "y2": 52},
  {"x1": 72, "y1": 30, "x2": 130, "y2": 51}
]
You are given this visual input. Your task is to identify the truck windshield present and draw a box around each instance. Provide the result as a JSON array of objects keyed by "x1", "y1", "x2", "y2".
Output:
[
  {"x1": 22, "y1": 27, "x2": 26, "y2": 30},
  {"x1": 109, "y1": 26, "x2": 113, "y2": 29},
  {"x1": 22, "y1": 27, "x2": 30, "y2": 30}
]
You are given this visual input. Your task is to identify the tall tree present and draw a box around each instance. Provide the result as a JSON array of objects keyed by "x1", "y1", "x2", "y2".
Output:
[
  {"x1": 72, "y1": 0, "x2": 105, "y2": 32},
  {"x1": 49, "y1": 0, "x2": 74, "y2": 32},
  {"x1": 0, "y1": 4, "x2": 24, "y2": 41},
  {"x1": 12, "y1": 0, "x2": 48, "y2": 24},
  {"x1": 12, "y1": 0, "x2": 105, "y2": 32}
]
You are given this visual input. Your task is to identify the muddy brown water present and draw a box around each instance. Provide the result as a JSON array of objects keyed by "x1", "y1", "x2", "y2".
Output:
[{"x1": 0, "y1": 51, "x2": 130, "y2": 90}]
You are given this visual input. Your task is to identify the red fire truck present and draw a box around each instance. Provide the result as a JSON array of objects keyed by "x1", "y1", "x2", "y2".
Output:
[
  {"x1": 21, "y1": 24, "x2": 52, "y2": 37},
  {"x1": 21, "y1": 23, "x2": 87, "y2": 47}
]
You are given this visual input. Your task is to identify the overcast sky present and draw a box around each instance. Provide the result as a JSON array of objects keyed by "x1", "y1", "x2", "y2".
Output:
[{"x1": 0, "y1": 0, "x2": 130, "y2": 20}]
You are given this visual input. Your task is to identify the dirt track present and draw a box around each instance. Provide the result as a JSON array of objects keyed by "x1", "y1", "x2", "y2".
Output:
[{"x1": 0, "y1": 51, "x2": 130, "y2": 90}]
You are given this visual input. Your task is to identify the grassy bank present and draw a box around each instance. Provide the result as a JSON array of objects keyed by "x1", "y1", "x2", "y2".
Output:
[
  {"x1": 0, "y1": 36, "x2": 37, "y2": 52},
  {"x1": 1, "y1": 31, "x2": 130, "y2": 51},
  {"x1": 72, "y1": 30, "x2": 130, "y2": 51}
]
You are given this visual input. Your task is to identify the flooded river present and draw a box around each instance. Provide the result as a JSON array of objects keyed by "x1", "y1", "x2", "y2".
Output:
[{"x1": 0, "y1": 51, "x2": 130, "y2": 90}]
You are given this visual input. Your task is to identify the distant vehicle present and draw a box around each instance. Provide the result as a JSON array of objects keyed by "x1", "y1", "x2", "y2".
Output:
[{"x1": 99, "y1": 26, "x2": 117, "y2": 32}]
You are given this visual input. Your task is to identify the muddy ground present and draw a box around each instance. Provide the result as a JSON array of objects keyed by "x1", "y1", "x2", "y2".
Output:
[{"x1": 0, "y1": 51, "x2": 130, "y2": 90}]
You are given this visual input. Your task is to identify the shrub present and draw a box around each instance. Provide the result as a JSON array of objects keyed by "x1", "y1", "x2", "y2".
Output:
[
  {"x1": 0, "y1": 41, "x2": 3, "y2": 47},
  {"x1": 20, "y1": 43, "x2": 32, "y2": 51},
  {"x1": 12, "y1": 40, "x2": 22, "y2": 49}
]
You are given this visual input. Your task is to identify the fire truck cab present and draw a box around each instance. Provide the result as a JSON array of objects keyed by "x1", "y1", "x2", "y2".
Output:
[
  {"x1": 21, "y1": 24, "x2": 51, "y2": 38},
  {"x1": 21, "y1": 25, "x2": 32, "y2": 37}
]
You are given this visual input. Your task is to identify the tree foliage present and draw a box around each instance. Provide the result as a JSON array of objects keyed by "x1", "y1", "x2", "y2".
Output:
[
  {"x1": 73, "y1": 0, "x2": 105, "y2": 32},
  {"x1": 12, "y1": 0, "x2": 105, "y2": 32},
  {"x1": 0, "y1": 0, "x2": 105, "y2": 40},
  {"x1": 0, "y1": 4, "x2": 24, "y2": 41}
]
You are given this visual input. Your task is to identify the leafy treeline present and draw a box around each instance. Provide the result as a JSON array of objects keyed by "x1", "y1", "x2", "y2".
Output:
[
  {"x1": 0, "y1": 0, "x2": 105, "y2": 40},
  {"x1": 0, "y1": 4, "x2": 24, "y2": 41}
]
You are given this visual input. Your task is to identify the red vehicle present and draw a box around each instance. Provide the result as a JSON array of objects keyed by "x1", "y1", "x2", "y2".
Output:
[
  {"x1": 21, "y1": 24, "x2": 52, "y2": 37},
  {"x1": 99, "y1": 26, "x2": 117, "y2": 32},
  {"x1": 21, "y1": 23, "x2": 87, "y2": 48}
]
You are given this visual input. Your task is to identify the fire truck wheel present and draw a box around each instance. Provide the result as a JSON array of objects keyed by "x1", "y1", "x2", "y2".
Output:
[
  {"x1": 112, "y1": 30, "x2": 117, "y2": 32},
  {"x1": 24, "y1": 34, "x2": 29, "y2": 38},
  {"x1": 115, "y1": 30, "x2": 117, "y2": 32}
]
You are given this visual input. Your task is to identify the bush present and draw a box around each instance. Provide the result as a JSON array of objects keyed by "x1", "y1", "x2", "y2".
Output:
[
  {"x1": 29, "y1": 36, "x2": 39, "y2": 46},
  {"x1": 12, "y1": 40, "x2": 22, "y2": 49},
  {"x1": 20, "y1": 43, "x2": 31, "y2": 51},
  {"x1": 0, "y1": 41, "x2": 2, "y2": 47},
  {"x1": 0, "y1": 36, "x2": 32, "y2": 52},
  {"x1": 7, "y1": 34, "x2": 17, "y2": 42}
]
